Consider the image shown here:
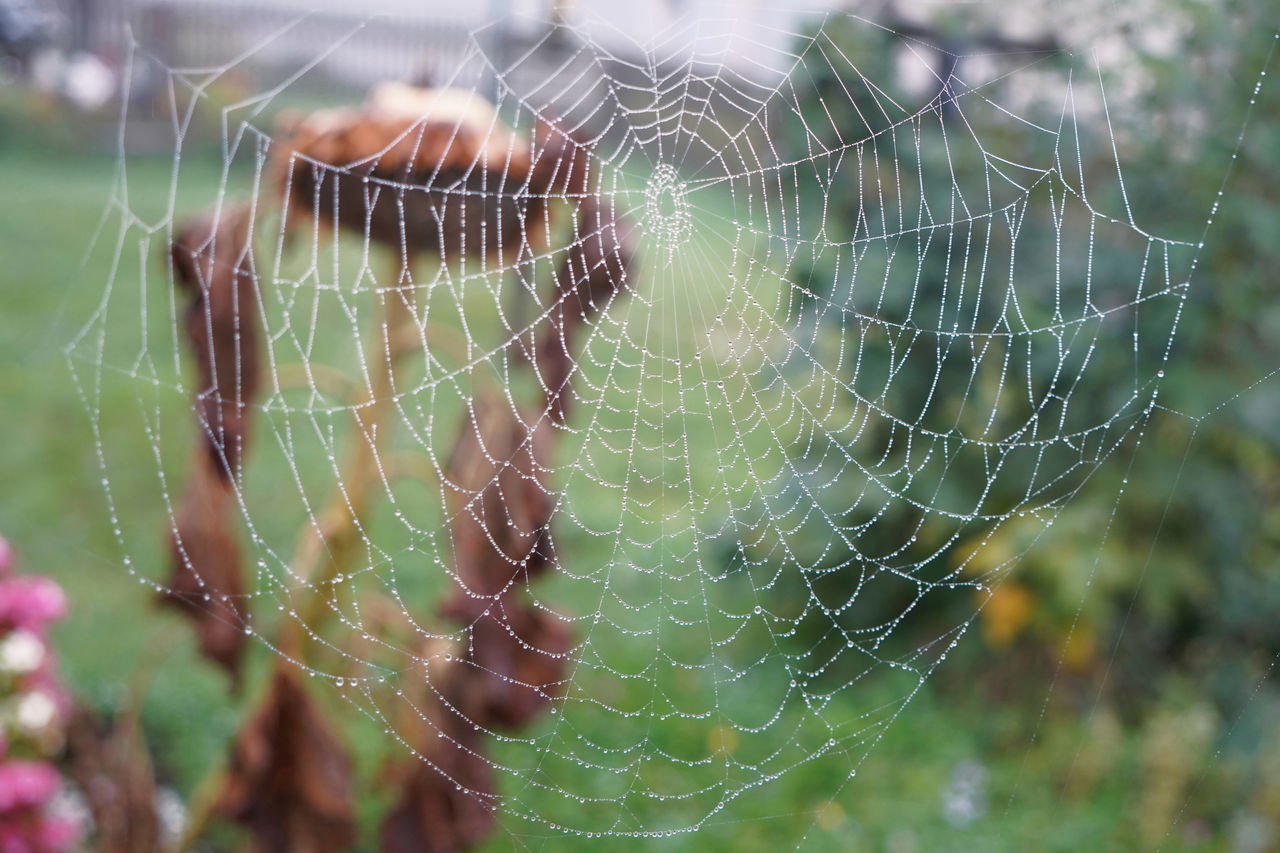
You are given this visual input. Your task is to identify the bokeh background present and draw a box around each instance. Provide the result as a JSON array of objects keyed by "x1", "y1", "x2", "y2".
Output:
[{"x1": 2, "y1": 0, "x2": 1279, "y2": 850}]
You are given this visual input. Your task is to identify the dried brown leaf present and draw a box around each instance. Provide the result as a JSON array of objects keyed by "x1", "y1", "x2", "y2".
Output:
[
  {"x1": 161, "y1": 449, "x2": 249, "y2": 677},
  {"x1": 62, "y1": 704, "x2": 161, "y2": 853},
  {"x1": 169, "y1": 205, "x2": 260, "y2": 482},
  {"x1": 218, "y1": 665, "x2": 357, "y2": 853},
  {"x1": 537, "y1": 195, "x2": 634, "y2": 424},
  {"x1": 443, "y1": 398, "x2": 557, "y2": 612},
  {"x1": 275, "y1": 86, "x2": 547, "y2": 261},
  {"x1": 444, "y1": 599, "x2": 572, "y2": 729},
  {"x1": 380, "y1": 714, "x2": 495, "y2": 853},
  {"x1": 162, "y1": 204, "x2": 261, "y2": 678}
]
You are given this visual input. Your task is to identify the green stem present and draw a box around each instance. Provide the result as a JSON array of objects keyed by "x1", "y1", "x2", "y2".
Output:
[{"x1": 177, "y1": 252, "x2": 425, "y2": 850}]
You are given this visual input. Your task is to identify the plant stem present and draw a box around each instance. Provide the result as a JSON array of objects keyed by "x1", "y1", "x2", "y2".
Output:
[
  {"x1": 177, "y1": 251, "x2": 425, "y2": 850},
  {"x1": 283, "y1": 251, "x2": 425, "y2": 651}
]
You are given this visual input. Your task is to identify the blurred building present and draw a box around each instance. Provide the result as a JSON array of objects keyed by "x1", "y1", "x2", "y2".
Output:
[{"x1": 39, "y1": 0, "x2": 845, "y2": 98}]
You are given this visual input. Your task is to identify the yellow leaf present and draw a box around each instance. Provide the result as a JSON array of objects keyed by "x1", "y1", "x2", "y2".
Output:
[
  {"x1": 953, "y1": 530, "x2": 1015, "y2": 574},
  {"x1": 978, "y1": 583, "x2": 1035, "y2": 648},
  {"x1": 706, "y1": 724, "x2": 739, "y2": 755},
  {"x1": 1060, "y1": 624, "x2": 1096, "y2": 671},
  {"x1": 814, "y1": 799, "x2": 845, "y2": 830}
]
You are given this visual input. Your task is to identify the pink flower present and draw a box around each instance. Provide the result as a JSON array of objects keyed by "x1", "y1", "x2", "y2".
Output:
[
  {"x1": 0, "y1": 763, "x2": 58, "y2": 812},
  {"x1": 0, "y1": 762, "x2": 79, "y2": 852},
  {"x1": 0, "y1": 817, "x2": 80, "y2": 853},
  {"x1": 33, "y1": 816, "x2": 79, "y2": 850},
  {"x1": 0, "y1": 540, "x2": 79, "y2": 853},
  {"x1": 0, "y1": 580, "x2": 65, "y2": 634}
]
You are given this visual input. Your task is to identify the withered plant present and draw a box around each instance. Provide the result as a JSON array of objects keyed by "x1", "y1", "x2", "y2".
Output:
[{"x1": 155, "y1": 83, "x2": 632, "y2": 852}]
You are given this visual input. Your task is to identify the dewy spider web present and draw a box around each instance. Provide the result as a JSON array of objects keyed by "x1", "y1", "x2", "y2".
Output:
[{"x1": 64, "y1": 6, "x2": 1251, "y2": 844}]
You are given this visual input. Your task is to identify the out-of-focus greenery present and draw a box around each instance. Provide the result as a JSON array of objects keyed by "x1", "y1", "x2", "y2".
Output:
[
  {"x1": 0, "y1": 1, "x2": 1278, "y2": 850},
  {"x1": 772, "y1": 0, "x2": 1280, "y2": 848}
]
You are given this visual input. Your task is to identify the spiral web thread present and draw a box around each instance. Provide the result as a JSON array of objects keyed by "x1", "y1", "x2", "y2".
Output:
[{"x1": 63, "y1": 8, "x2": 1249, "y2": 843}]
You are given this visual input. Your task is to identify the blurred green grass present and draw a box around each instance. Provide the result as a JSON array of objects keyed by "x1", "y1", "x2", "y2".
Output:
[{"x1": 0, "y1": 144, "x2": 243, "y2": 791}]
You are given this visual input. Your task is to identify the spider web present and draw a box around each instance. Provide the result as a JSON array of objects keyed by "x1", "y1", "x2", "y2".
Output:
[{"x1": 63, "y1": 6, "x2": 1250, "y2": 844}]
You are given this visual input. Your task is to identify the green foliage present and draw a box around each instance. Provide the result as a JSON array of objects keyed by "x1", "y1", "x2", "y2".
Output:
[{"x1": 772, "y1": 0, "x2": 1280, "y2": 843}]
